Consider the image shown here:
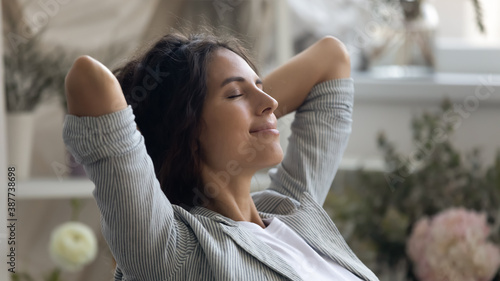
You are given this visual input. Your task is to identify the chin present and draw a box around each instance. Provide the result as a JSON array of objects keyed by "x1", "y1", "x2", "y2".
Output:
[
  {"x1": 267, "y1": 148, "x2": 284, "y2": 167},
  {"x1": 242, "y1": 141, "x2": 283, "y2": 169}
]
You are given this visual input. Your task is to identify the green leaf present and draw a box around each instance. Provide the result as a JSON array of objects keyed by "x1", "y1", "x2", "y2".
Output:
[
  {"x1": 44, "y1": 268, "x2": 61, "y2": 281},
  {"x1": 10, "y1": 272, "x2": 34, "y2": 281}
]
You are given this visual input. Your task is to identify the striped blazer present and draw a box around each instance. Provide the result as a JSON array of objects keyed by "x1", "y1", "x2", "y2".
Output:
[{"x1": 63, "y1": 78, "x2": 379, "y2": 281}]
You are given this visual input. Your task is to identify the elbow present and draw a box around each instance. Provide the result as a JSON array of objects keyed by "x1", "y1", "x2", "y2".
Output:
[
  {"x1": 318, "y1": 36, "x2": 351, "y2": 81},
  {"x1": 64, "y1": 55, "x2": 100, "y2": 112},
  {"x1": 64, "y1": 55, "x2": 126, "y2": 117},
  {"x1": 320, "y1": 36, "x2": 350, "y2": 63},
  {"x1": 65, "y1": 55, "x2": 96, "y2": 93}
]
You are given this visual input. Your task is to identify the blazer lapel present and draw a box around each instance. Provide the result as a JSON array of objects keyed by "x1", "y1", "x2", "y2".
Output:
[
  {"x1": 189, "y1": 194, "x2": 379, "y2": 281},
  {"x1": 276, "y1": 193, "x2": 378, "y2": 281},
  {"x1": 190, "y1": 206, "x2": 302, "y2": 281},
  {"x1": 220, "y1": 224, "x2": 303, "y2": 281}
]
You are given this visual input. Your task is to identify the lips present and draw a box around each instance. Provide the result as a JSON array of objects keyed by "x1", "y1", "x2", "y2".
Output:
[{"x1": 250, "y1": 122, "x2": 278, "y2": 133}]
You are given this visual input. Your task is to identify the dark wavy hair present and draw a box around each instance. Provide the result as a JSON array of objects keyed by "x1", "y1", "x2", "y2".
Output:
[{"x1": 114, "y1": 30, "x2": 258, "y2": 209}]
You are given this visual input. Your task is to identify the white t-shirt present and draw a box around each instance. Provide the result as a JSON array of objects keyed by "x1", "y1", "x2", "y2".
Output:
[{"x1": 237, "y1": 217, "x2": 363, "y2": 281}]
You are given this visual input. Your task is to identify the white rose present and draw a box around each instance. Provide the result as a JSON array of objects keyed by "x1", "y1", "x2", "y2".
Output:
[{"x1": 49, "y1": 221, "x2": 98, "y2": 271}]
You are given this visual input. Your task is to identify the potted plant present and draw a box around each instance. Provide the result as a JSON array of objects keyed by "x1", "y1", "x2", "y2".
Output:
[
  {"x1": 4, "y1": 9, "x2": 68, "y2": 179},
  {"x1": 362, "y1": 0, "x2": 486, "y2": 75}
]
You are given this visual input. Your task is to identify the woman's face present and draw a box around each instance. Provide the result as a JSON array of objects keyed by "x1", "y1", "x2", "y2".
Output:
[{"x1": 198, "y1": 48, "x2": 283, "y2": 178}]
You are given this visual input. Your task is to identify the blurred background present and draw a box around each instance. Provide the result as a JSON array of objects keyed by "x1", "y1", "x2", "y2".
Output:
[{"x1": 0, "y1": 0, "x2": 499, "y2": 280}]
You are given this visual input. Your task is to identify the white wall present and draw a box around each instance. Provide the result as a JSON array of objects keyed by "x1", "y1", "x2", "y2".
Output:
[
  {"x1": 432, "y1": 0, "x2": 500, "y2": 41},
  {"x1": 345, "y1": 101, "x2": 500, "y2": 169}
]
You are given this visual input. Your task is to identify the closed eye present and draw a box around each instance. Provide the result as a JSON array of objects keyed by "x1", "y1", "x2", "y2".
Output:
[{"x1": 225, "y1": 78, "x2": 262, "y2": 99}]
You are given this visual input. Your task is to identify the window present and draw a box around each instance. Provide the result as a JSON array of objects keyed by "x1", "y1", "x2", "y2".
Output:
[{"x1": 433, "y1": 0, "x2": 500, "y2": 73}]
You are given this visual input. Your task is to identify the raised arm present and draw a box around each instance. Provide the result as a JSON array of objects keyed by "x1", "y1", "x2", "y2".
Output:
[
  {"x1": 263, "y1": 36, "x2": 350, "y2": 119},
  {"x1": 63, "y1": 56, "x2": 177, "y2": 279},
  {"x1": 262, "y1": 36, "x2": 353, "y2": 206}
]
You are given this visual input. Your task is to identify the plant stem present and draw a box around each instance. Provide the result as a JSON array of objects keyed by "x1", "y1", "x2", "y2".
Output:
[
  {"x1": 71, "y1": 198, "x2": 82, "y2": 221},
  {"x1": 471, "y1": 0, "x2": 486, "y2": 33}
]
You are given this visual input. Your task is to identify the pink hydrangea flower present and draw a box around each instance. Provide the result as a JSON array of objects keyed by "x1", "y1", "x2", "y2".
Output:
[{"x1": 407, "y1": 207, "x2": 500, "y2": 281}]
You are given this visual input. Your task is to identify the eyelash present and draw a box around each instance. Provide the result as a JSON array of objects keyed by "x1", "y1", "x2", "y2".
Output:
[
  {"x1": 227, "y1": 83, "x2": 263, "y2": 99},
  {"x1": 228, "y1": 94, "x2": 243, "y2": 99}
]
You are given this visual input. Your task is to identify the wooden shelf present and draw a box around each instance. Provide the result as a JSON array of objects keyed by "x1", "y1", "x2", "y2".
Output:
[
  {"x1": 21, "y1": 176, "x2": 300, "y2": 200},
  {"x1": 16, "y1": 172, "x2": 273, "y2": 199},
  {"x1": 352, "y1": 71, "x2": 500, "y2": 104},
  {"x1": 16, "y1": 178, "x2": 95, "y2": 199},
  {"x1": 340, "y1": 157, "x2": 385, "y2": 171}
]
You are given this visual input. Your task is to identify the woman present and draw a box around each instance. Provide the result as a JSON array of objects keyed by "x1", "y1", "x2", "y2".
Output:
[{"x1": 63, "y1": 31, "x2": 379, "y2": 281}]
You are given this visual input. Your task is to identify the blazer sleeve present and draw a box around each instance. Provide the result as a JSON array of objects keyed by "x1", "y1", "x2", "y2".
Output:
[
  {"x1": 62, "y1": 105, "x2": 175, "y2": 280},
  {"x1": 268, "y1": 78, "x2": 353, "y2": 206}
]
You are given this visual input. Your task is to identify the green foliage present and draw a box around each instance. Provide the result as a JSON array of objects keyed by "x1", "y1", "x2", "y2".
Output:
[
  {"x1": 70, "y1": 198, "x2": 83, "y2": 221},
  {"x1": 10, "y1": 268, "x2": 61, "y2": 281},
  {"x1": 324, "y1": 99, "x2": 500, "y2": 280},
  {"x1": 3, "y1": 8, "x2": 127, "y2": 112},
  {"x1": 4, "y1": 26, "x2": 69, "y2": 112},
  {"x1": 44, "y1": 268, "x2": 61, "y2": 281},
  {"x1": 10, "y1": 272, "x2": 34, "y2": 281}
]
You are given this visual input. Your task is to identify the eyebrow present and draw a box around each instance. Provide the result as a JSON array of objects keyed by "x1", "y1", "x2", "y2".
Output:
[{"x1": 220, "y1": 76, "x2": 263, "y2": 88}]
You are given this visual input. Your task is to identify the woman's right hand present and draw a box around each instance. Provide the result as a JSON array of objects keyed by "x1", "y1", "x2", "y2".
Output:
[{"x1": 65, "y1": 55, "x2": 127, "y2": 117}]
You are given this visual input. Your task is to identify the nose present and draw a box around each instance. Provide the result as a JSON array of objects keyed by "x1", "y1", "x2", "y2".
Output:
[{"x1": 255, "y1": 88, "x2": 278, "y2": 115}]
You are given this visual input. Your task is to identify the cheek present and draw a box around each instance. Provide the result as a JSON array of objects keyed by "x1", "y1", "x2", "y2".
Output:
[{"x1": 199, "y1": 107, "x2": 252, "y2": 158}]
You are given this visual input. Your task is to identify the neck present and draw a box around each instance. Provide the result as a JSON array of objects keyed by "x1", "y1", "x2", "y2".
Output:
[{"x1": 201, "y1": 167, "x2": 266, "y2": 228}]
